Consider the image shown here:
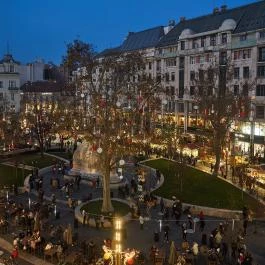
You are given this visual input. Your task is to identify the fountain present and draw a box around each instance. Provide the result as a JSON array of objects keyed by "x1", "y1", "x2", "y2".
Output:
[{"x1": 67, "y1": 141, "x2": 123, "y2": 187}]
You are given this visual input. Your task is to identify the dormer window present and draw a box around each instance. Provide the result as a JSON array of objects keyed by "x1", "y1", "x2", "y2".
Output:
[
  {"x1": 260, "y1": 31, "x2": 265, "y2": 39},
  {"x1": 210, "y1": 35, "x2": 216, "y2": 46},
  {"x1": 9, "y1": 65, "x2": 14, "y2": 72},
  {"x1": 221, "y1": 33, "x2": 227, "y2": 44},
  {"x1": 180, "y1": 41, "x2": 185, "y2": 50},
  {"x1": 240, "y1": 34, "x2": 247, "y2": 41}
]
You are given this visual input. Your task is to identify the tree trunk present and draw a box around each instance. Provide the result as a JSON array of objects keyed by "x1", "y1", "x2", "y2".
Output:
[
  {"x1": 101, "y1": 165, "x2": 114, "y2": 213},
  {"x1": 213, "y1": 132, "x2": 222, "y2": 176}
]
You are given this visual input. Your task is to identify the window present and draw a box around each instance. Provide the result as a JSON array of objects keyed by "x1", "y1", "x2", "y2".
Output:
[
  {"x1": 9, "y1": 80, "x2": 16, "y2": 88},
  {"x1": 149, "y1": 62, "x2": 152, "y2": 70},
  {"x1": 240, "y1": 34, "x2": 247, "y2": 41},
  {"x1": 206, "y1": 87, "x2": 212, "y2": 96},
  {"x1": 156, "y1": 60, "x2": 161, "y2": 71},
  {"x1": 180, "y1": 41, "x2": 185, "y2": 50},
  {"x1": 256, "y1": 106, "x2": 265, "y2": 119},
  {"x1": 260, "y1": 31, "x2": 265, "y2": 39},
  {"x1": 190, "y1": 71, "x2": 195, "y2": 81},
  {"x1": 170, "y1": 86, "x2": 175, "y2": 96},
  {"x1": 179, "y1": 57, "x2": 185, "y2": 68},
  {"x1": 243, "y1": 50, "x2": 250, "y2": 59},
  {"x1": 210, "y1": 35, "x2": 216, "y2": 46},
  {"x1": 11, "y1": 93, "x2": 14, "y2": 101},
  {"x1": 190, "y1": 57, "x2": 195, "y2": 64},
  {"x1": 208, "y1": 69, "x2": 214, "y2": 81},
  {"x1": 243, "y1": 67, "x2": 249, "y2": 78},
  {"x1": 171, "y1": 72, "x2": 175, "y2": 81},
  {"x1": 234, "y1": 51, "x2": 239, "y2": 60},
  {"x1": 220, "y1": 51, "x2": 227, "y2": 65},
  {"x1": 200, "y1": 56, "x2": 205, "y2": 63},
  {"x1": 165, "y1": 73, "x2": 170, "y2": 82},
  {"x1": 10, "y1": 105, "x2": 15, "y2": 112},
  {"x1": 148, "y1": 73, "x2": 152, "y2": 79},
  {"x1": 178, "y1": 103, "x2": 184, "y2": 112},
  {"x1": 192, "y1": 40, "x2": 198, "y2": 49},
  {"x1": 233, "y1": 49, "x2": 251, "y2": 60},
  {"x1": 259, "y1": 47, "x2": 265, "y2": 62},
  {"x1": 196, "y1": 56, "x2": 200, "y2": 64},
  {"x1": 243, "y1": 83, "x2": 248, "y2": 96},
  {"x1": 0, "y1": 93, "x2": 3, "y2": 100},
  {"x1": 0, "y1": 81, "x2": 3, "y2": 88},
  {"x1": 256, "y1": 85, "x2": 265, "y2": 96},
  {"x1": 201, "y1": 36, "x2": 206, "y2": 47},
  {"x1": 9, "y1": 65, "x2": 14, "y2": 72},
  {"x1": 234, "y1": 67, "x2": 240, "y2": 79},
  {"x1": 199, "y1": 70, "x2": 204, "y2": 81},
  {"x1": 190, "y1": 86, "x2": 195, "y2": 96},
  {"x1": 221, "y1": 33, "x2": 227, "y2": 44},
  {"x1": 257, "y1": 66, "x2": 265, "y2": 77},
  {"x1": 165, "y1": 58, "x2": 176, "y2": 67},
  {"x1": 234, "y1": 85, "x2": 239, "y2": 96}
]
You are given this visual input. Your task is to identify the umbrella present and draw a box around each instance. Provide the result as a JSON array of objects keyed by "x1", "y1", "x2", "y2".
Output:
[{"x1": 168, "y1": 241, "x2": 176, "y2": 265}]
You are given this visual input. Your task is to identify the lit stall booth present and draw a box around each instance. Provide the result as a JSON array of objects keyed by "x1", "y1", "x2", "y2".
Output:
[
  {"x1": 181, "y1": 143, "x2": 199, "y2": 158},
  {"x1": 235, "y1": 122, "x2": 265, "y2": 158}
]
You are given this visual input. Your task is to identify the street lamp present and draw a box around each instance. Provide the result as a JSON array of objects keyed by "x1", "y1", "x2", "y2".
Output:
[{"x1": 114, "y1": 218, "x2": 122, "y2": 265}]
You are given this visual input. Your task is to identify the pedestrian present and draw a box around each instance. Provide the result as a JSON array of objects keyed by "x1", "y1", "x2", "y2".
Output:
[
  {"x1": 82, "y1": 210, "x2": 87, "y2": 225},
  {"x1": 164, "y1": 224, "x2": 169, "y2": 243},
  {"x1": 154, "y1": 230, "x2": 159, "y2": 243},
  {"x1": 199, "y1": 211, "x2": 205, "y2": 232},
  {"x1": 139, "y1": 215, "x2": 144, "y2": 230},
  {"x1": 10, "y1": 246, "x2": 18, "y2": 263},
  {"x1": 182, "y1": 222, "x2": 187, "y2": 240},
  {"x1": 243, "y1": 219, "x2": 248, "y2": 236},
  {"x1": 188, "y1": 214, "x2": 193, "y2": 229},
  {"x1": 100, "y1": 215, "x2": 105, "y2": 228}
]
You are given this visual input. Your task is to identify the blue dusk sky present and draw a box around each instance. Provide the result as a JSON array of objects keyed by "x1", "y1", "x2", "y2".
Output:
[{"x1": 1, "y1": 0, "x2": 256, "y2": 64}]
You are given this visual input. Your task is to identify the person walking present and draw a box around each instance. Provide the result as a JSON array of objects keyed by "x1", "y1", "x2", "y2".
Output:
[
  {"x1": 164, "y1": 224, "x2": 170, "y2": 243},
  {"x1": 82, "y1": 210, "x2": 87, "y2": 225},
  {"x1": 199, "y1": 211, "x2": 205, "y2": 232},
  {"x1": 139, "y1": 215, "x2": 144, "y2": 230},
  {"x1": 182, "y1": 222, "x2": 187, "y2": 240}
]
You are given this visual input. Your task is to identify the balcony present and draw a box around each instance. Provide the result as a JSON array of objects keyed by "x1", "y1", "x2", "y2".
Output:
[{"x1": 8, "y1": 87, "x2": 19, "y2": 91}]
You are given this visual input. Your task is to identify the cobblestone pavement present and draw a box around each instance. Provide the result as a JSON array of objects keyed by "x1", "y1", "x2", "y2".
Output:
[{"x1": 4, "y1": 161, "x2": 265, "y2": 265}]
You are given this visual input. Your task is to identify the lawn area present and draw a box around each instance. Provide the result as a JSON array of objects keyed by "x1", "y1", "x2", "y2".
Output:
[
  {"x1": 47, "y1": 151, "x2": 72, "y2": 160},
  {"x1": 81, "y1": 200, "x2": 130, "y2": 216},
  {"x1": 0, "y1": 164, "x2": 31, "y2": 187},
  {"x1": 144, "y1": 159, "x2": 263, "y2": 215},
  {"x1": 10, "y1": 153, "x2": 60, "y2": 169}
]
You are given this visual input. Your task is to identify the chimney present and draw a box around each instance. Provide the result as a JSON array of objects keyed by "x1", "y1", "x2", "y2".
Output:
[
  {"x1": 220, "y1": 5, "x2": 227, "y2": 12},
  {"x1": 213, "y1": 7, "x2": 219, "y2": 14},
  {"x1": 180, "y1": 16, "x2": 186, "y2": 22}
]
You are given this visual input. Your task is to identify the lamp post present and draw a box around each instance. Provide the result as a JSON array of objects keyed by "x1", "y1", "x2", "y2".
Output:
[
  {"x1": 249, "y1": 116, "x2": 254, "y2": 164},
  {"x1": 114, "y1": 218, "x2": 122, "y2": 265}
]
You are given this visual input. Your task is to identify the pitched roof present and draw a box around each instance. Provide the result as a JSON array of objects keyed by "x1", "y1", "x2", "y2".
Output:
[
  {"x1": 0, "y1": 54, "x2": 20, "y2": 64},
  {"x1": 157, "y1": 0, "x2": 265, "y2": 47},
  {"x1": 97, "y1": 26, "x2": 165, "y2": 57},
  {"x1": 21, "y1": 81, "x2": 64, "y2": 93},
  {"x1": 120, "y1": 26, "x2": 165, "y2": 51}
]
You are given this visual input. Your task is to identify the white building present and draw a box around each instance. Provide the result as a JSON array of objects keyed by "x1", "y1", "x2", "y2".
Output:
[{"x1": 0, "y1": 54, "x2": 45, "y2": 113}]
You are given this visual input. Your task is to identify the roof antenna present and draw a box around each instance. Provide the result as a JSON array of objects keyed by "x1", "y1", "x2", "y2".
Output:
[{"x1": 7, "y1": 41, "x2": 10, "y2": 54}]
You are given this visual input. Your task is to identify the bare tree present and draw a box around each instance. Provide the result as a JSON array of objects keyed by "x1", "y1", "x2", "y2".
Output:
[
  {"x1": 193, "y1": 60, "x2": 254, "y2": 175},
  {"x1": 63, "y1": 40, "x2": 162, "y2": 212}
]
